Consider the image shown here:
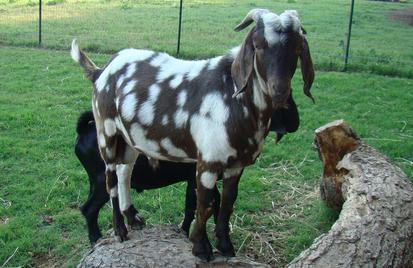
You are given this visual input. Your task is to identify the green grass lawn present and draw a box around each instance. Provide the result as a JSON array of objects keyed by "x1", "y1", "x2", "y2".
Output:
[
  {"x1": 1, "y1": 0, "x2": 413, "y2": 77},
  {"x1": 1, "y1": 0, "x2": 412, "y2": 266},
  {"x1": 0, "y1": 45, "x2": 412, "y2": 267}
]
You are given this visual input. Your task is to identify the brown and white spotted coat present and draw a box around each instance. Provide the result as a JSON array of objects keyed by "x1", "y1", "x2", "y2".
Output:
[{"x1": 71, "y1": 8, "x2": 314, "y2": 261}]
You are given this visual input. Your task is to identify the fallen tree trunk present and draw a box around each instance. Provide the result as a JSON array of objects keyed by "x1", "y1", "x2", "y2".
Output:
[
  {"x1": 288, "y1": 120, "x2": 413, "y2": 267},
  {"x1": 77, "y1": 225, "x2": 270, "y2": 268}
]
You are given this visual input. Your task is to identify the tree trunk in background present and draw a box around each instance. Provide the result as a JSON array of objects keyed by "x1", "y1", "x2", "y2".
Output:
[
  {"x1": 288, "y1": 120, "x2": 413, "y2": 268},
  {"x1": 77, "y1": 225, "x2": 270, "y2": 268}
]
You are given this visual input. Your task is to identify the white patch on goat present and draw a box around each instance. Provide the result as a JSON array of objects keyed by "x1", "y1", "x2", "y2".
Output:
[
  {"x1": 248, "y1": 138, "x2": 253, "y2": 145},
  {"x1": 152, "y1": 52, "x2": 208, "y2": 83},
  {"x1": 116, "y1": 164, "x2": 134, "y2": 211},
  {"x1": 200, "y1": 172, "x2": 217, "y2": 189},
  {"x1": 187, "y1": 60, "x2": 207, "y2": 80},
  {"x1": 280, "y1": 10, "x2": 301, "y2": 32},
  {"x1": 170, "y1": 74, "x2": 184, "y2": 88},
  {"x1": 94, "y1": 100, "x2": 100, "y2": 117},
  {"x1": 115, "y1": 97, "x2": 120, "y2": 110},
  {"x1": 104, "y1": 118, "x2": 117, "y2": 137},
  {"x1": 200, "y1": 92, "x2": 229, "y2": 123},
  {"x1": 177, "y1": 90, "x2": 187, "y2": 107},
  {"x1": 116, "y1": 74, "x2": 126, "y2": 89},
  {"x1": 70, "y1": 39, "x2": 80, "y2": 63},
  {"x1": 115, "y1": 117, "x2": 133, "y2": 145},
  {"x1": 190, "y1": 114, "x2": 236, "y2": 163},
  {"x1": 106, "y1": 147, "x2": 114, "y2": 159},
  {"x1": 150, "y1": 53, "x2": 169, "y2": 67},
  {"x1": 190, "y1": 92, "x2": 234, "y2": 163},
  {"x1": 121, "y1": 93, "x2": 138, "y2": 122},
  {"x1": 123, "y1": 145, "x2": 138, "y2": 164},
  {"x1": 252, "y1": 79, "x2": 267, "y2": 111},
  {"x1": 95, "y1": 49, "x2": 153, "y2": 92},
  {"x1": 122, "y1": 80, "x2": 137, "y2": 95},
  {"x1": 98, "y1": 133, "x2": 106, "y2": 148},
  {"x1": 228, "y1": 46, "x2": 241, "y2": 60},
  {"x1": 223, "y1": 167, "x2": 243, "y2": 179},
  {"x1": 125, "y1": 63, "x2": 137, "y2": 78},
  {"x1": 161, "y1": 138, "x2": 188, "y2": 158},
  {"x1": 137, "y1": 84, "x2": 161, "y2": 125},
  {"x1": 106, "y1": 163, "x2": 115, "y2": 171},
  {"x1": 130, "y1": 123, "x2": 160, "y2": 152},
  {"x1": 207, "y1": 56, "x2": 223, "y2": 71},
  {"x1": 174, "y1": 109, "x2": 189, "y2": 128},
  {"x1": 110, "y1": 186, "x2": 118, "y2": 198},
  {"x1": 261, "y1": 13, "x2": 281, "y2": 45},
  {"x1": 156, "y1": 56, "x2": 190, "y2": 83},
  {"x1": 162, "y1": 115, "x2": 169, "y2": 125},
  {"x1": 243, "y1": 106, "x2": 249, "y2": 118},
  {"x1": 138, "y1": 101, "x2": 155, "y2": 126}
]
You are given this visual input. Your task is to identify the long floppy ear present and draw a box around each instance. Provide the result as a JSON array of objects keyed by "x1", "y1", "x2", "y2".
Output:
[
  {"x1": 300, "y1": 37, "x2": 315, "y2": 103},
  {"x1": 231, "y1": 28, "x2": 255, "y2": 98}
]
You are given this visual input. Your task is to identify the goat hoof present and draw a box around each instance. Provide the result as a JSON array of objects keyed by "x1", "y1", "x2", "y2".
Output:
[
  {"x1": 192, "y1": 239, "x2": 213, "y2": 261},
  {"x1": 179, "y1": 228, "x2": 190, "y2": 238},
  {"x1": 130, "y1": 214, "x2": 145, "y2": 230},
  {"x1": 114, "y1": 223, "x2": 128, "y2": 242},
  {"x1": 217, "y1": 238, "x2": 235, "y2": 257}
]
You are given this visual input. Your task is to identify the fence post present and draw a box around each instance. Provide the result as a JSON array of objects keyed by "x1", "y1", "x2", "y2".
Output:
[
  {"x1": 39, "y1": 0, "x2": 42, "y2": 46},
  {"x1": 176, "y1": 0, "x2": 183, "y2": 55},
  {"x1": 344, "y1": 0, "x2": 355, "y2": 71}
]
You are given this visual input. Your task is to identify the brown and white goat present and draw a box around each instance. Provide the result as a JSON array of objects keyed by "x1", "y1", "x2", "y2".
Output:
[{"x1": 71, "y1": 9, "x2": 314, "y2": 261}]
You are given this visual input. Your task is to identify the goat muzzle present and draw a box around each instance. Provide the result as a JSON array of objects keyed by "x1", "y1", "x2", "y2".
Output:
[{"x1": 270, "y1": 83, "x2": 291, "y2": 109}]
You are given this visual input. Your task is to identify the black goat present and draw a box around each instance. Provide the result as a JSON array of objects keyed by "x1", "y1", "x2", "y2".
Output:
[{"x1": 76, "y1": 94, "x2": 299, "y2": 244}]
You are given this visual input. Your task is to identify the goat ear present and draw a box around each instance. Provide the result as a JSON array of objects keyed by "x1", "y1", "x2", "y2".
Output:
[
  {"x1": 231, "y1": 29, "x2": 255, "y2": 98},
  {"x1": 300, "y1": 37, "x2": 315, "y2": 103}
]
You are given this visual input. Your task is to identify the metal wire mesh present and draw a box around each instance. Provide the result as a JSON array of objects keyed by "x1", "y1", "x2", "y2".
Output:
[{"x1": 0, "y1": 0, "x2": 412, "y2": 76}]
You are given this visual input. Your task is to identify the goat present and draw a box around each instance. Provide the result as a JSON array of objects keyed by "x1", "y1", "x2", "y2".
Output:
[
  {"x1": 71, "y1": 8, "x2": 314, "y2": 260},
  {"x1": 75, "y1": 111, "x2": 219, "y2": 244},
  {"x1": 75, "y1": 93, "x2": 300, "y2": 245}
]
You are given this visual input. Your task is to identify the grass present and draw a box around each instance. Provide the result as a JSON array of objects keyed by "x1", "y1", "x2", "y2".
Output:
[
  {"x1": 0, "y1": 44, "x2": 412, "y2": 267},
  {"x1": 0, "y1": 0, "x2": 413, "y2": 77}
]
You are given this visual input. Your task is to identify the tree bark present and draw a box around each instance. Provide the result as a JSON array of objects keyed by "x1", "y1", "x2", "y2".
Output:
[
  {"x1": 77, "y1": 225, "x2": 270, "y2": 268},
  {"x1": 288, "y1": 120, "x2": 413, "y2": 268}
]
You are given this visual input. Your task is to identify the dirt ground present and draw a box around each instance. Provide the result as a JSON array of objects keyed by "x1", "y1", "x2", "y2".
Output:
[{"x1": 389, "y1": 8, "x2": 413, "y2": 26}]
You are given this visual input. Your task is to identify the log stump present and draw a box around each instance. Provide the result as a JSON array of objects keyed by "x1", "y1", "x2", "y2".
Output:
[
  {"x1": 288, "y1": 120, "x2": 413, "y2": 267},
  {"x1": 77, "y1": 225, "x2": 270, "y2": 268}
]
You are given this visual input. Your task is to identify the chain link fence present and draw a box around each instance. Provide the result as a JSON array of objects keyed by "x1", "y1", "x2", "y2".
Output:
[{"x1": 1, "y1": 0, "x2": 412, "y2": 77}]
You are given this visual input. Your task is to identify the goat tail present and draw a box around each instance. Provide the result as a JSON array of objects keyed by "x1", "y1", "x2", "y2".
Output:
[
  {"x1": 71, "y1": 39, "x2": 99, "y2": 82},
  {"x1": 76, "y1": 110, "x2": 95, "y2": 135}
]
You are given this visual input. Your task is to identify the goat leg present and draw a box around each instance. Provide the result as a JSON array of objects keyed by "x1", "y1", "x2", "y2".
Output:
[
  {"x1": 190, "y1": 167, "x2": 218, "y2": 261},
  {"x1": 106, "y1": 166, "x2": 128, "y2": 242},
  {"x1": 111, "y1": 196, "x2": 128, "y2": 242},
  {"x1": 215, "y1": 168, "x2": 243, "y2": 256},
  {"x1": 181, "y1": 178, "x2": 197, "y2": 236},
  {"x1": 123, "y1": 205, "x2": 145, "y2": 230},
  {"x1": 80, "y1": 175, "x2": 109, "y2": 244}
]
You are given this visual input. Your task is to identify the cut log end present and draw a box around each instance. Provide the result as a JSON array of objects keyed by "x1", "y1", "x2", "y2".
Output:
[
  {"x1": 288, "y1": 120, "x2": 413, "y2": 267},
  {"x1": 314, "y1": 119, "x2": 359, "y2": 210}
]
